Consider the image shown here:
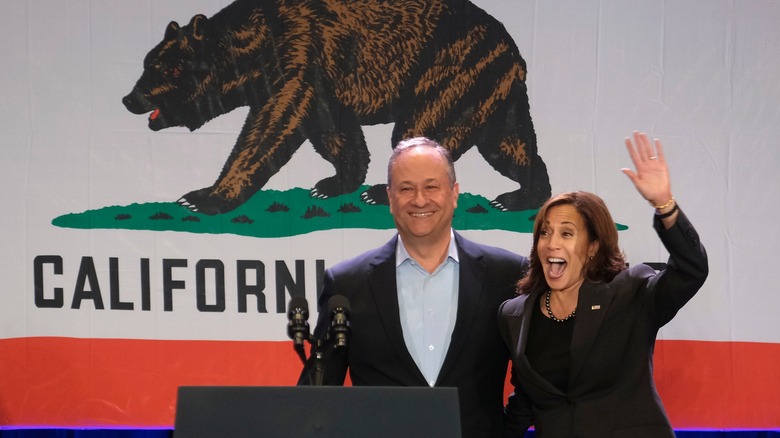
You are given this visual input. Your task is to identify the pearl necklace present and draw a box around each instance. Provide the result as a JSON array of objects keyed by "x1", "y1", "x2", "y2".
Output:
[{"x1": 545, "y1": 290, "x2": 576, "y2": 323}]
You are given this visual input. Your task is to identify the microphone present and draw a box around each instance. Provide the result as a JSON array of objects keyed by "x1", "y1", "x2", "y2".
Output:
[
  {"x1": 328, "y1": 295, "x2": 351, "y2": 349},
  {"x1": 287, "y1": 296, "x2": 310, "y2": 364}
]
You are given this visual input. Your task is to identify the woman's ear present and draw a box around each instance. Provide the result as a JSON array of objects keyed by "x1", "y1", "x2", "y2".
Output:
[{"x1": 588, "y1": 240, "x2": 600, "y2": 259}]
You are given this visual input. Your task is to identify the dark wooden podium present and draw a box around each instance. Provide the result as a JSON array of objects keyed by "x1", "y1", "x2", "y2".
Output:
[{"x1": 174, "y1": 386, "x2": 462, "y2": 437}]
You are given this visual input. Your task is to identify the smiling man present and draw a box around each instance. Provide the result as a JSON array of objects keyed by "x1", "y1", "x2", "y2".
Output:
[
  {"x1": 386, "y1": 140, "x2": 460, "y2": 272},
  {"x1": 298, "y1": 137, "x2": 529, "y2": 438}
]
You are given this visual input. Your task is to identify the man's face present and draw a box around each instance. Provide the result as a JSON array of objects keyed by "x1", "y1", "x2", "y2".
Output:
[{"x1": 387, "y1": 147, "x2": 459, "y2": 246}]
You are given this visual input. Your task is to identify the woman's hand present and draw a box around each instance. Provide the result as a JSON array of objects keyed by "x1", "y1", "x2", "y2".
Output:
[
  {"x1": 621, "y1": 131, "x2": 679, "y2": 227},
  {"x1": 621, "y1": 131, "x2": 672, "y2": 207}
]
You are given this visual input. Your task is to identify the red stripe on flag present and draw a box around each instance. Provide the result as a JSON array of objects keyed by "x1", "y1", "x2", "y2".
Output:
[
  {"x1": 1, "y1": 337, "x2": 778, "y2": 428},
  {"x1": 654, "y1": 339, "x2": 780, "y2": 429},
  {"x1": 0, "y1": 337, "x2": 302, "y2": 427}
]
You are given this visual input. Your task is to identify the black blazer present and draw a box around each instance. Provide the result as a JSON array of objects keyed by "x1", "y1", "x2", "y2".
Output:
[
  {"x1": 499, "y1": 210, "x2": 708, "y2": 437},
  {"x1": 299, "y1": 231, "x2": 528, "y2": 438}
]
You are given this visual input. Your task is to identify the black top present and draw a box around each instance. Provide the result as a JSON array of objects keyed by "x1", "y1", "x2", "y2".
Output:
[{"x1": 525, "y1": 294, "x2": 575, "y2": 393}]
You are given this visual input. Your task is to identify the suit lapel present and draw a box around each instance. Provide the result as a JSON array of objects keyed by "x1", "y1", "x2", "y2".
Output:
[
  {"x1": 569, "y1": 281, "x2": 615, "y2": 384},
  {"x1": 518, "y1": 290, "x2": 540, "y2": 354},
  {"x1": 368, "y1": 236, "x2": 427, "y2": 382},
  {"x1": 515, "y1": 290, "x2": 567, "y2": 396},
  {"x1": 436, "y1": 233, "x2": 484, "y2": 382}
]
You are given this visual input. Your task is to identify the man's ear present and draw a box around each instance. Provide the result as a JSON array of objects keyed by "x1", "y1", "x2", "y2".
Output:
[
  {"x1": 452, "y1": 182, "x2": 460, "y2": 208},
  {"x1": 387, "y1": 185, "x2": 394, "y2": 214}
]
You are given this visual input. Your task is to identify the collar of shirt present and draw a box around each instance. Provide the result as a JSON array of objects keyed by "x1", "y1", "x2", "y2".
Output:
[{"x1": 395, "y1": 229, "x2": 460, "y2": 268}]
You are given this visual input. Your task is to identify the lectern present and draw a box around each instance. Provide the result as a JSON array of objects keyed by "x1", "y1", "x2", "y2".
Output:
[{"x1": 174, "y1": 386, "x2": 462, "y2": 437}]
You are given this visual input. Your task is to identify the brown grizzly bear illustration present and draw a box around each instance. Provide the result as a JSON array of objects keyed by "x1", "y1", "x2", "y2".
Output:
[{"x1": 122, "y1": 0, "x2": 551, "y2": 215}]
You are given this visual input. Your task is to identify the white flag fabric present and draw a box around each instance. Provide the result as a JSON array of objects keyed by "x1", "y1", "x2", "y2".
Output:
[{"x1": 1, "y1": 0, "x2": 778, "y2": 429}]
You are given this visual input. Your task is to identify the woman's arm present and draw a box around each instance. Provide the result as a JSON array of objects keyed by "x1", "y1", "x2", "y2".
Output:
[{"x1": 621, "y1": 131, "x2": 708, "y2": 325}]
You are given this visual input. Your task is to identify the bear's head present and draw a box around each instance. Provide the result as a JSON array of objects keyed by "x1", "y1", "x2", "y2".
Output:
[{"x1": 123, "y1": 12, "x2": 272, "y2": 132}]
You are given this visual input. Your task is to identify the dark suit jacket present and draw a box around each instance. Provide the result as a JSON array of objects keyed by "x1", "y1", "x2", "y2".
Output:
[
  {"x1": 299, "y1": 231, "x2": 528, "y2": 438},
  {"x1": 499, "y1": 210, "x2": 708, "y2": 438}
]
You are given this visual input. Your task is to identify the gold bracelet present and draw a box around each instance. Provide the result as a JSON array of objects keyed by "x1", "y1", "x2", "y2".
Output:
[{"x1": 651, "y1": 197, "x2": 674, "y2": 210}]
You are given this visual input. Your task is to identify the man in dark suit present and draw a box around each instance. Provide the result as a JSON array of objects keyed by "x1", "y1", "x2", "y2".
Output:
[{"x1": 298, "y1": 137, "x2": 528, "y2": 438}]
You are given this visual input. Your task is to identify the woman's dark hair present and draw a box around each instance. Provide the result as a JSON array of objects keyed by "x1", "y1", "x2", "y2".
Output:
[{"x1": 517, "y1": 191, "x2": 627, "y2": 295}]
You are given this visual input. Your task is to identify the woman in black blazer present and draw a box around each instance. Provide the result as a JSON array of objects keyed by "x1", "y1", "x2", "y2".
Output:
[{"x1": 499, "y1": 132, "x2": 708, "y2": 437}]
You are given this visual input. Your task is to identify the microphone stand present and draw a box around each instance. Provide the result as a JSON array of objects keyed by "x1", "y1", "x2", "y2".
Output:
[
  {"x1": 293, "y1": 341, "x2": 307, "y2": 365},
  {"x1": 296, "y1": 337, "x2": 325, "y2": 386},
  {"x1": 312, "y1": 341, "x2": 325, "y2": 387}
]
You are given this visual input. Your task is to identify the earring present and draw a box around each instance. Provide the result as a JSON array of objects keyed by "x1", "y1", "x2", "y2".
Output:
[{"x1": 589, "y1": 256, "x2": 594, "y2": 260}]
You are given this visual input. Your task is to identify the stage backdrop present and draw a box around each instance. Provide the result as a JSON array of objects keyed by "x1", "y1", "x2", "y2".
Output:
[{"x1": 2, "y1": 0, "x2": 779, "y2": 430}]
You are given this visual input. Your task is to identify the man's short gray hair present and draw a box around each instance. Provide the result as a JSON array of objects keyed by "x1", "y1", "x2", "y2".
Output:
[{"x1": 387, "y1": 137, "x2": 456, "y2": 188}]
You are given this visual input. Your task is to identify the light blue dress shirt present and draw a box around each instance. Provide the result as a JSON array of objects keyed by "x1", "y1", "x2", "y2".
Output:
[{"x1": 395, "y1": 230, "x2": 460, "y2": 387}]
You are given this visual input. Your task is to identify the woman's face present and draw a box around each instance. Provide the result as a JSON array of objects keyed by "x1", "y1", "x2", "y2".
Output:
[{"x1": 537, "y1": 204, "x2": 599, "y2": 294}]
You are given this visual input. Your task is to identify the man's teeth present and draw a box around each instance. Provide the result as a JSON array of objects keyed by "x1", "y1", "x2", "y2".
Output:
[{"x1": 411, "y1": 212, "x2": 433, "y2": 218}]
